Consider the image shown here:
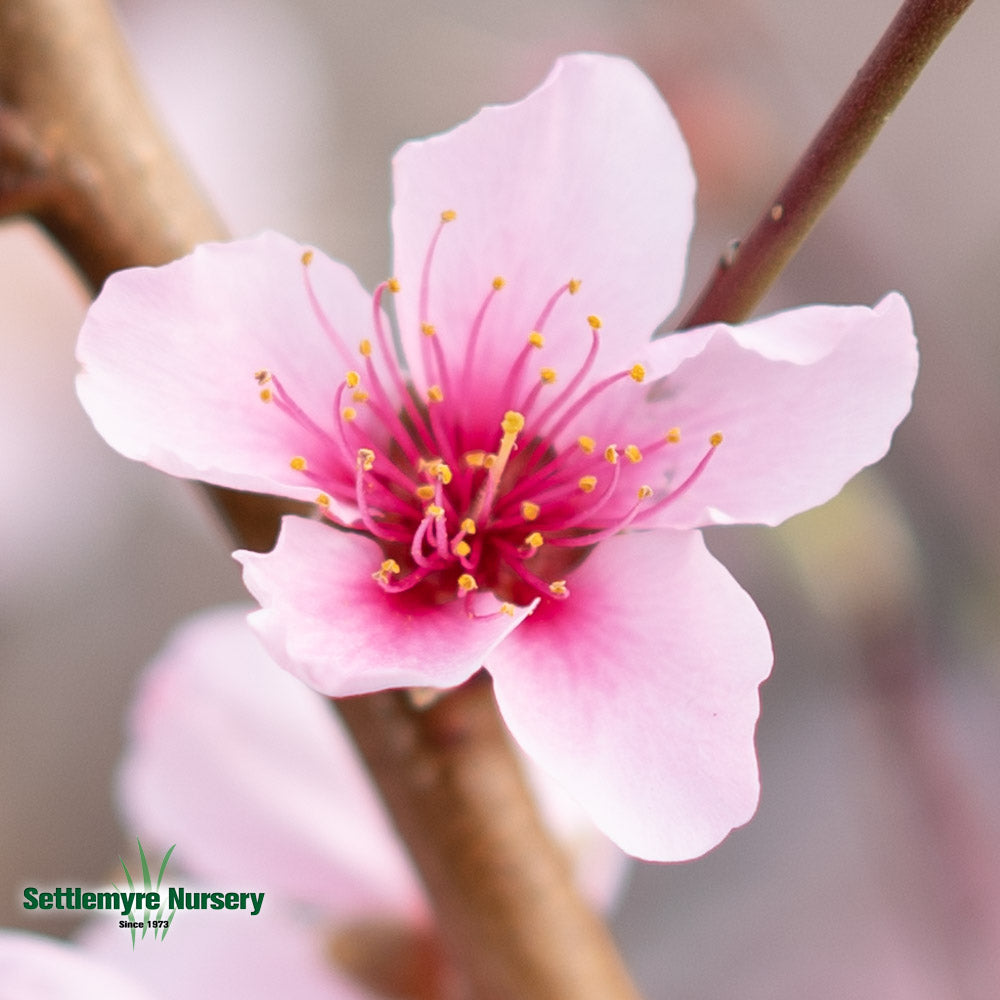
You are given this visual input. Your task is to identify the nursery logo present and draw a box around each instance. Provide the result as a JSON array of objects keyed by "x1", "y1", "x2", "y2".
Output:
[{"x1": 21, "y1": 839, "x2": 266, "y2": 948}]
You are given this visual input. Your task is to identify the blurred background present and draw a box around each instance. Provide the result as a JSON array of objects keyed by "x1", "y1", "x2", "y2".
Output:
[{"x1": 2, "y1": 0, "x2": 999, "y2": 996}]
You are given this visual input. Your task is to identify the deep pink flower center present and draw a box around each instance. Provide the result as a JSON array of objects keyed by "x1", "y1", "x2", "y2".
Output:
[{"x1": 256, "y1": 212, "x2": 719, "y2": 612}]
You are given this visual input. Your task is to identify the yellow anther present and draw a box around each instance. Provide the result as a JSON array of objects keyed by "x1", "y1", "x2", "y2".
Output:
[
  {"x1": 352, "y1": 390, "x2": 369, "y2": 403},
  {"x1": 710, "y1": 432, "x2": 724, "y2": 447},
  {"x1": 441, "y1": 209, "x2": 457, "y2": 222},
  {"x1": 483, "y1": 454, "x2": 497, "y2": 469},
  {"x1": 316, "y1": 493, "x2": 331, "y2": 507},
  {"x1": 387, "y1": 277, "x2": 401, "y2": 293},
  {"x1": 578, "y1": 475, "x2": 598, "y2": 493},
  {"x1": 577, "y1": 435, "x2": 596, "y2": 454},
  {"x1": 528, "y1": 331, "x2": 545, "y2": 349},
  {"x1": 357, "y1": 448, "x2": 375, "y2": 471},
  {"x1": 290, "y1": 456, "x2": 307, "y2": 471},
  {"x1": 587, "y1": 315, "x2": 602, "y2": 329},
  {"x1": 549, "y1": 580, "x2": 569, "y2": 597},
  {"x1": 415, "y1": 484, "x2": 435, "y2": 501},
  {"x1": 259, "y1": 388, "x2": 273, "y2": 403},
  {"x1": 521, "y1": 501, "x2": 540, "y2": 521},
  {"x1": 629, "y1": 363, "x2": 646, "y2": 383},
  {"x1": 624, "y1": 444, "x2": 643, "y2": 464},
  {"x1": 359, "y1": 339, "x2": 372, "y2": 357},
  {"x1": 604, "y1": 445, "x2": 619, "y2": 465},
  {"x1": 568, "y1": 279, "x2": 581, "y2": 294},
  {"x1": 428, "y1": 461, "x2": 453, "y2": 485},
  {"x1": 341, "y1": 406, "x2": 357, "y2": 421},
  {"x1": 500, "y1": 603, "x2": 515, "y2": 616},
  {"x1": 373, "y1": 558, "x2": 401, "y2": 584},
  {"x1": 254, "y1": 369, "x2": 271, "y2": 385},
  {"x1": 524, "y1": 532, "x2": 544, "y2": 550},
  {"x1": 301, "y1": 250, "x2": 314, "y2": 266},
  {"x1": 428, "y1": 385, "x2": 444, "y2": 403},
  {"x1": 666, "y1": 427, "x2": 682, "y2": 444},
  {"x1": 453, "y1": 540, "x2": 472, "y2": 558},
  {"x1": 421, "y1": 322, "x2": 436, "y2": 337},
  {"x1": 492, "y1": 276, "x2": 506, "y2": 291},
  {"x1": 464, "y1": 451, "x2": 487, "y2": 468},
  {"x1": 540, "y1": 367, "x2": 557, "y2": 384},
  {"x1": 345, "y1": 371, "x2": 360, "y2": 388},
  {"x1": 501, "y1": 411, "x2": 525, "y2": 435},
  {"x1": 637, "y1": 485, "x2": 654, "y2": 500},
  {"x1": 426, "y1": 504, "x2": 445, "y2": 518},
  {"x1": 461, "y1": 518, "x2": 477, "y2": 535},
  {"x1": 457, "y1": 573, "x2": 478, "y2": 592}
]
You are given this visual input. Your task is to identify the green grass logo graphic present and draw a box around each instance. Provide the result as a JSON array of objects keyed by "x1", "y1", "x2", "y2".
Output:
[{"x1": 115, "y1": 839, "x2": 176, "y2": 948}]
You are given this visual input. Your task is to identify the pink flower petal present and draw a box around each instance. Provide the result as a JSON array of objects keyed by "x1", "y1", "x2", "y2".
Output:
[
  {"x1": 118, "y1": 604, "x2": 422, "y2": 918},
  {"x1": 0, "y1": 930, "x2": 156, "y2": 1000},
  {"x1": 390, "y1": 53, "x2": 695, "y2": 399},
  {"x1": 581, "y1": 293, "x2": 917, "y2": 528},
  {"x1": 76, "y1": 232, "x2": 374, "y2": 512},
  {"x1": 486, "y1": 530, "x2": 772, "y2": 861},
  {"x1": 236, "y1": 517, "x2": 536, "y2": 696}
]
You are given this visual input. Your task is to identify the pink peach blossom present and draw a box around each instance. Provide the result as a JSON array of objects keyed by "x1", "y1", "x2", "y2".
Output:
[{"x1": 76, "y1": 53, "x2": 918, "y2": 860}]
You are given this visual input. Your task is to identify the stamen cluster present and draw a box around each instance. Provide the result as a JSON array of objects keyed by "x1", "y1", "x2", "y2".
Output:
[{"x1": 256, "y1": 211, "x2": 720, "y2": 612}]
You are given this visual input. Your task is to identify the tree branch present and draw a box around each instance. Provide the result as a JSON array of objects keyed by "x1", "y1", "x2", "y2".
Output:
[
  {"x1": 0, "y1": 0, "x2": 225, "y2": 285},
  {"x1": 680, "y1": 0, "x2": 974, "y2": 329},
  {"x1": 337, "y1": 677, "x2": 641, "y2": 1000}
]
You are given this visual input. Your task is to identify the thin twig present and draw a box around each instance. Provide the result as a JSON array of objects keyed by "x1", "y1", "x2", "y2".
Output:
[{"x1": 680, "y1": 0, "x2": 974, "y2": 329}]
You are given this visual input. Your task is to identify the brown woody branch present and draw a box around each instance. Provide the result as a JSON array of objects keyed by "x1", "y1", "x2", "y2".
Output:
[{"x1": 337, "y1": 677, "x2": 642, "y2": 1000}]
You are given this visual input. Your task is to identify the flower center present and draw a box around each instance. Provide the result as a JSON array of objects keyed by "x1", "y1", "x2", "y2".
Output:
[{"x1": 255, "y1": 211, "x2": 720, "y2": 612}]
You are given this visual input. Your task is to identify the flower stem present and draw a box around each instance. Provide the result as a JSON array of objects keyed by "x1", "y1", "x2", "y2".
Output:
[{"x1": 680, "y1": 0, "x2": 975, "y2": 329}]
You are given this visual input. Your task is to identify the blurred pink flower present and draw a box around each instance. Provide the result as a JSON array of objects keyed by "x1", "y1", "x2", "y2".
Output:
[
  {"x1": 3, "y1": 918, "x2": 356, "y2": 1000},
  {"x1": 76, "y1": 53, "x2": 918, "y2": 860},
  {"x1": 82, "y1": 906, "x2": 365, "y2": 999},
  {"x1": 0, "y1": 930, "x2": 157, "y2": 1000},
  {"x1": 77, "y1": 605, "x2": 624, "y2": 998}
]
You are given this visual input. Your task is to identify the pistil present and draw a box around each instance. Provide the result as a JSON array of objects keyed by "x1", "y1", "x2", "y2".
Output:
[{"x1": 467, "y1": 410, "x2": 526, "y2": 525}]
